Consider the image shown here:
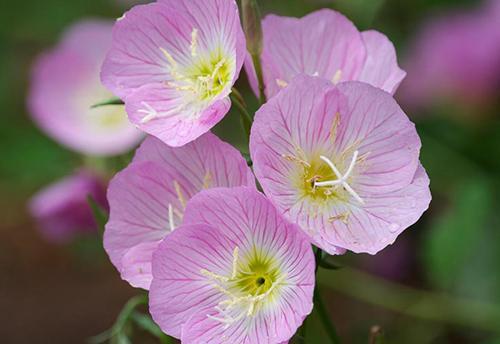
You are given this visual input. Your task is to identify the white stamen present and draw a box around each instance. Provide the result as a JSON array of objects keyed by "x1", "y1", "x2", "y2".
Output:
[
  {"x1": 200, "y1": 247, "x2": 284, "y2": 328},
  {"x1": 314, "y1": 151, "x2": 364, "y2": 204},
  {"x1": 190, "y1": 28, "x2": 198, "y2": 57},
  {"x1": 168, "y1": 204, "x2": 175, "y2": 232},
  {"x1": 231, "y1": 247, "x2": 239, "y2": 279},
  {"x1": 312, "y1": 71, "x2": 319, "y2": 77},
  {"x1": 332, "y1": 69, "x2": 342, "y2": 84},
  {"x1": 160, "y1": 47, "x2": 177, "y2": 68}
]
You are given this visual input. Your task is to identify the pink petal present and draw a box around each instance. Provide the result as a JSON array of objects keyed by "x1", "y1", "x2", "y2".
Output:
[
  {"x1": 133, "y1": 132, "x2": 256, "y2": 188},
  {"x1": 245, "y1": 9, "x2": 366, "y2": 99},
  {"x1": 149, "y1": 223, "x2": 236, "y2": 338},
  {"x1": 105, "y1": 133, "x2": 254, "y2": 289},
  {"x1": 29, "y1": 171, "x2": 107, "y2": 243},
  {"x1": 28, "y1": 20, "x2": 142, "y2": 156},
  {"x1": 251, "y1": 75, "x2": 427, "y2": 254},
  {"x1": 179, "y1": 187, "x2": 315, "y2": 343},
  {"x1": 317, "y1": 164, "x2": 431, "y2": 254},
  {"x1": 359, "y1": 30, "x2": 406, "y2": 94},
  {"x1": 335, "y1": 81, "x2": 421, "y2": 194},
  {"x1": 104, "y1": 162, "x2": 185, "y2": 289},
  {"x1": 101, "y1": 0, "x2": 246, "y2": 146},
  {"x1": 125, "y1": 84, "x2": 231, "y2": 147}
]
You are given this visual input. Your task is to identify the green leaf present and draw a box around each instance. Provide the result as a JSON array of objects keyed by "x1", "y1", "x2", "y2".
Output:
[
  {"x1": 87, "y1": 195, "x2": 108, "y2": 233},
  {"x1": 91, "y1": 97, "x2": 124, "y2": 108}
]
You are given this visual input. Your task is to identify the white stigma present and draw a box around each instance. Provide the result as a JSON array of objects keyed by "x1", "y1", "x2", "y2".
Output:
[{"x1": 314, "y1": 151, "x2": 364, "y2": 204}]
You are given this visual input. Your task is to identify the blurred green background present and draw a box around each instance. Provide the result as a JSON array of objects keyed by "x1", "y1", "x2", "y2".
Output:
[{"x1": 1, "y1": 0, "x2": 500, "y2": 343}]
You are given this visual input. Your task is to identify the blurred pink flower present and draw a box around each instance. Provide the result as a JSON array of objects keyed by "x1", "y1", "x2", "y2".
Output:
[
  {"x1": 104, "y1": 133, "x2": 255, "y2": 289},
  {"x1": 250, "y1": 75, "x2": 431, "y2": 255},
  {"x1": 400, "y1": 0, "x2": 500, "y2": 109},
  {"x1": 29, "y1": 171, "x2": 107, "y2": 244},
  {"x1": 29, "y1": 20, "x2": 143, "y2": 156},
  {"x1": 101, "y1": 0, "x2": 246, "y2": 147},
  {"x1": 245, "y1": 9, "x2": 406, "y2": 99},
  {"x1": 149, "y1": 187, "x2": 315, "y2": 343}
]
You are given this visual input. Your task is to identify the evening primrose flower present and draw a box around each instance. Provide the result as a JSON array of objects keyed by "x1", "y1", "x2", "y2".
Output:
[
  {"x1": 29, "y1": 171, "x2": 107, "y2": 243},
  {"x1": 101, "y1": 0, "x2": 246, "y2": 147},
  {"x1": 245, "y1": 9, "x2": 406, "y2": 99},
  {"x1": 149, "y1": 187, "x2": 314, "y2": 343},
  {"x1": 104, "y1": 133, "x2": 255, "y2": 289},
  {"x1": 250, "y1": 75, "x2": 431, "y2": 255},
  {"x1": 28, "y1": 20, "x2": 142, "y2": 156}
]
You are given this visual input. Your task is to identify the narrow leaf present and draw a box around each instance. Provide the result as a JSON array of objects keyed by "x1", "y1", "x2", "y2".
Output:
[{"x1": 91, "y1": 97, "x2": 124, "y2": 109}]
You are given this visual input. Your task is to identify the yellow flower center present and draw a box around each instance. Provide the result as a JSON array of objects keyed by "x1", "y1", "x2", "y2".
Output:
[{"x1": 201, "y1": 247, "x2": 284, "y2": 328}]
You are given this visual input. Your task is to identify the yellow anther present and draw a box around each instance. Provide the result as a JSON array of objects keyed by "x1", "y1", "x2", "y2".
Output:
[
  {"x1": 173, "y1": 181, "x2": 187, "y2": 209},
  {"x1": 276, "y1": 79, "x2": 288, "y2": 88},
  {"x1": 202, "y1": 171, "x2": 213, "y2": 189},
  {"x1": 332, "y1": 69, "x2": 342, "y2": 84}
]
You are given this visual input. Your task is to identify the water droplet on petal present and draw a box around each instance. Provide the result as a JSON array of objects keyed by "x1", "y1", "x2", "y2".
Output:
[{"x1": 388, "y1": 223, "x2": 400, "y2": 233}]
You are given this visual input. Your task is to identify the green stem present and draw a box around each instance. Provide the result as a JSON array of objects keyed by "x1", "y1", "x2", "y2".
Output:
[
  {"x1": 312, "y1": 247, "x2": 341, "y2": 343},
  {"x1": 230, "y1": 92, "x2": 253, "y2": 139},
  {"x1": 318, "y1": 267, "x2": 500, "y2": 334},
  {"x1": 88, "y1": 294, "x2": 148, "y2": 344},
  {"x1": 251, "y1": 53, "x2": 266, "y2": 105},
  {"x1": 314, "y1": 287, "x2": 341, "y2": 344}
]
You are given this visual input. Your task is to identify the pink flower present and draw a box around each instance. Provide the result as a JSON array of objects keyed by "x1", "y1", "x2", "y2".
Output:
[
  {"x1": 28, "y1": 20, "x2": 142, "y2": 156},
  {"x1": 400, "y1": 0, "x2": 500, "y2": 109},
  {"x1": 245, "y1": 9, "x2": 405, "y2": 99},
  {"x1": 149, "y1": 187, "x2": 315, "y2": 343},
  {"x1": 250, "y1": 75, "x2": 431, "y2": 255},
  {"x1": 104, "y1": 133, "x2": 255, "y2": 289},
  {"x1": 29, "y1": 171, "x2": 107, "y2": 243},
  {"x1": 101, "y1": 0, "x2": 246, "y2": 147}
]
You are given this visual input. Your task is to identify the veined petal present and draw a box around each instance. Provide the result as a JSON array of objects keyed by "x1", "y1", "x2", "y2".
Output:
[
  {"x1": 133, "y1": 132, "x2": 256, "y2": 188},
  {"x1": 104, "y1": 162, "x2": 186, "y2": 289},
  {"x1": 316, "y1": 164, "x2": 431, "y2": 254},
  {"x1": 150, "y1": 187, "x2": 315, "y2": 343},
  {"x1": 359, "y1": 30, "x2": 406, "y2": 95},
  {"x1": 104, "y1": 133, "x2": 255, "y2": 289},
  {"x1": 125, "y1": 84, "x2": 231, "y2": 147},
  {"x1": 101, "y1": 0, "x2": 246, "y2": 146},
  {"x1": 251, "y1": 75, "x2": 428, "y2": 254},
  {"x1": 150, "y1": 223, "x2": 234, "y2": 338},
  {"x1": 335, "y1": 81, "x2": 421, "y2": 194}
]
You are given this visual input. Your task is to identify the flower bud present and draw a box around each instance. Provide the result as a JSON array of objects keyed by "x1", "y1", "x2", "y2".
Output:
[{"x1": 242, "y1": 0, "x2": 263, "y2": 56}]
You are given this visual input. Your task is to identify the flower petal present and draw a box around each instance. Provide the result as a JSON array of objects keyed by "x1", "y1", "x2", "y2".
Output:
[
  {"x1": 335, "y1": 81, "x2": 421, "y2": 194},
  {"x1": 104, "y1": 161, "x2": 185, "y2": 289},
  {"x1": 125, "y1": 84, "x2": 231, "y2": 147},
  {"x1": 181, "y1": 187, "x2": 315, "y2": 343},
  {"x1": 133, "y1": 132, "x2": 256, "y2": 189},
  {"x1": 359, "y1": 30, "x2": 406, "y2": 94},
  {"x1": 28, "y1": 20, "x2": 142, "y2": 156},
  {"x1": 245, "y1": 9, "x2": 366, "y2": 99},
  {"x1": 149, "y1": 223, "x2": 237, "y2": 338}
]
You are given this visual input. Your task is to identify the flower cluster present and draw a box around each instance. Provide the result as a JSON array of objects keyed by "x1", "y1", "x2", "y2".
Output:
[{"x1": 29, "y1": 0, "x2": 431, "y2": 342}]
